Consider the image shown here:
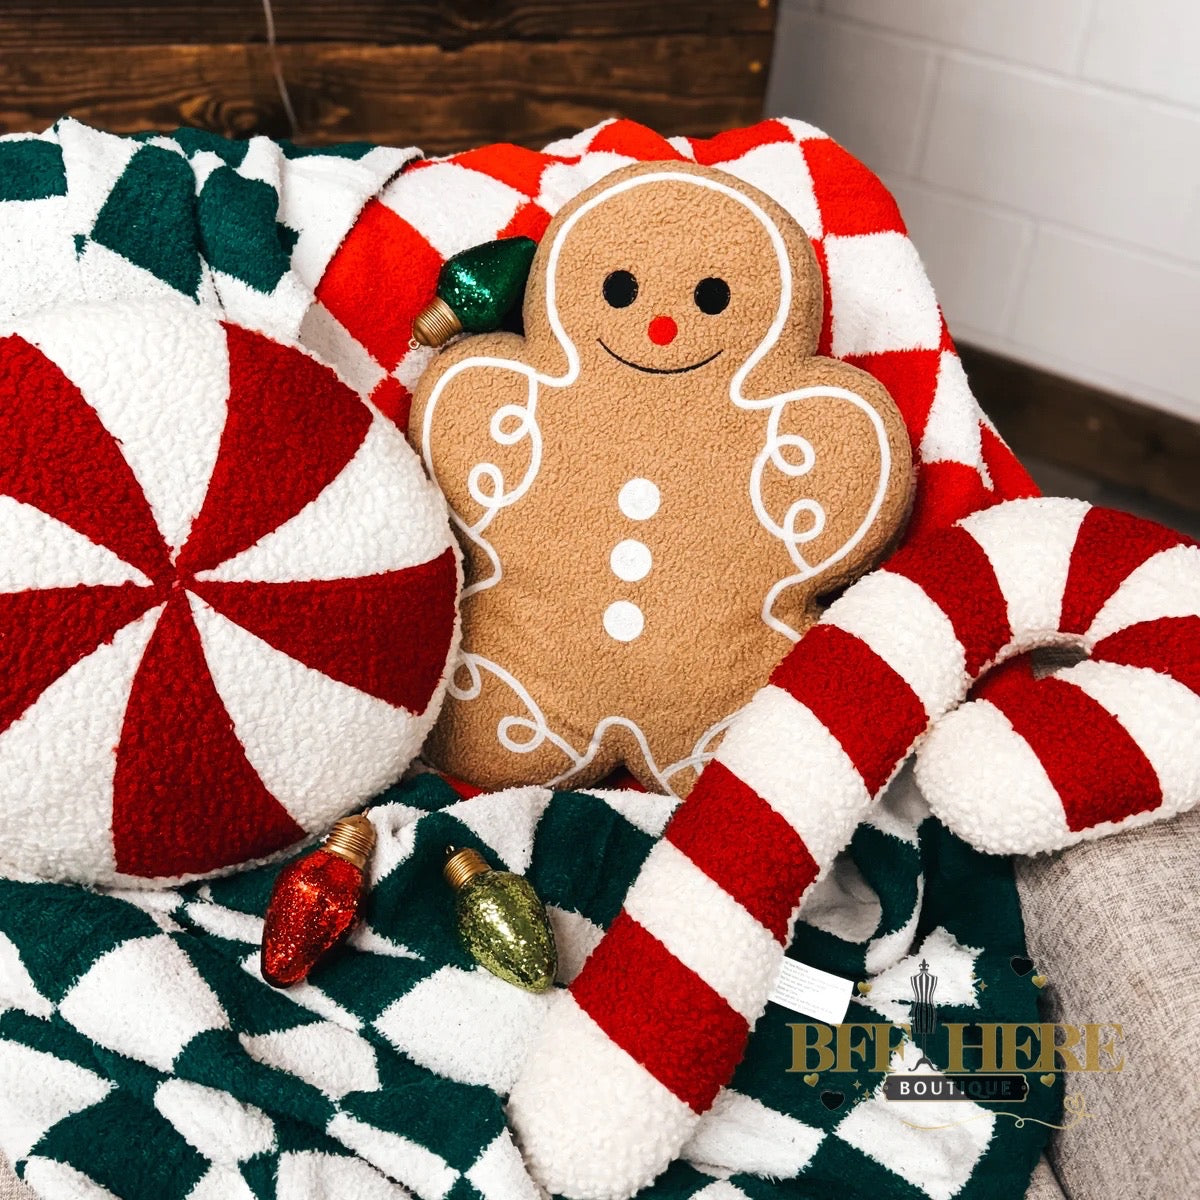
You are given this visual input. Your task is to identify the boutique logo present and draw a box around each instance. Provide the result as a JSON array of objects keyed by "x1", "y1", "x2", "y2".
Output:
[
  {"x1": 787, "y1": 959, "x2": 1123, "y2": 1117},
  {"x1": 884, "y1": 959, "x2": 1030, "y2": 1102},
  {"x1": 908, "y1": 959, "x2": 939, "y2": 1072}
]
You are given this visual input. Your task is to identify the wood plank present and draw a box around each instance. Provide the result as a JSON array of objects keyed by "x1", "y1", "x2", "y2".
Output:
[
  {"x1": 0, "y1": 0, "x2": 774, "y2": 49},
  {"x1": 0, "y1": 35, "x2": 772, "y2": 151},
  {"x1": 960, "y1": 344, "x2": 1200, "y2": 514}
]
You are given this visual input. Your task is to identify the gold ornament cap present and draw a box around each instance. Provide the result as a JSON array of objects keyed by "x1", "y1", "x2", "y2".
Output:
[
  {"x1": 444, "y1": 847, "x2": 491, "y2": 891},
  {"x1": 323, "y1": 815, "x2": 376, "y2": 871},
  {"x1": 412, "y1": 296, "x2": 463, "y2": 347}
]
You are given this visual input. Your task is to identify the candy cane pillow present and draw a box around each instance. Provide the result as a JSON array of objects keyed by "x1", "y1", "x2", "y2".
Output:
[{"x1": 0, "y1": 299, "x2": 459, "y2": 886}]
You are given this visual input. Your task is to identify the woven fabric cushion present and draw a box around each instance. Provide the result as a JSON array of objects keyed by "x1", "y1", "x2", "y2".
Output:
[
  {"x1": 0, "y1": 298, "x2": 459, "y2": 887},
  {"x1": 1016, "y1": 807, "x2": 1200, "y2": 1200}
]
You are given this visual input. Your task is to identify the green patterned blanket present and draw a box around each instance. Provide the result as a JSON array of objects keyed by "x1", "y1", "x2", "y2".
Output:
[{"x1": 0, "y1": 771, "x2": 1057, "y2": 1200}]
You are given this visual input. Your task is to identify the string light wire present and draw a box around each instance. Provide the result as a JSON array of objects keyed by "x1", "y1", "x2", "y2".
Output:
[{"x1": 260, "y1": 0, "x2": 299, "y2": 138}]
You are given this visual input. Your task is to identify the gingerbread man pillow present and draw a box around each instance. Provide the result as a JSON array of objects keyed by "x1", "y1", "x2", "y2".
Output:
[{"x1": 410, "y1": 162, "x2": 913, "y2": 795}]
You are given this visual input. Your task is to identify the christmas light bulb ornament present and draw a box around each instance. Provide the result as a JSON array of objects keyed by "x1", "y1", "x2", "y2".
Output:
[
  {"x1": 443, "y1": 847, "x2": 557, "y2": 992},
  {"x1": 412, "y1": 237, "x2": 538, "y2": 347},
  {"x1": 260, "y1": 814, "x2": 376, "y2": 988}
]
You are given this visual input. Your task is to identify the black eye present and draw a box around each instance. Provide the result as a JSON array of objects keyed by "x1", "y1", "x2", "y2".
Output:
[
  {"x1": 603, "y1": 270, "x2": 638, "y2": 308},
  {"x1": 694, "y1": 277, "x2": 730, "y2": 315}
]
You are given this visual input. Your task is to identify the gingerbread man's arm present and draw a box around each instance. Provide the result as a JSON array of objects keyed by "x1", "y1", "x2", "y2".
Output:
[
  {"x1": 409, "y1": 333, "x2": 545, "y2": 585},
  {"x1": 752, "y1": 357, "x2": 914, "y2": 635}
]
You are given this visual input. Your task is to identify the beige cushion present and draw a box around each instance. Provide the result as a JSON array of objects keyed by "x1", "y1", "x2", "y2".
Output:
[
  {"x1": 1016, "y1": 805, "x2": 1200, "y2": 1199},
  {"x1": 0, "y1": 1157, "x2": 30, "y2": 1200},
  {"x1": 1025, "y1": 1155, "x2": 1068, "y2": 1200}
]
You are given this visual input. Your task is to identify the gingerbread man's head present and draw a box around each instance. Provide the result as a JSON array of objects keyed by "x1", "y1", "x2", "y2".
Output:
[
  {"x1": 536, "y1": 164, "x2": 824, "y2": 387},
  {"x1": 411, "y1": 162, "x2": 913, "y2": 795}
]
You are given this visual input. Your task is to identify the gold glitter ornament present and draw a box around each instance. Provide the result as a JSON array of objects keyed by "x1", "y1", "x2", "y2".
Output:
[{"x1": 443, "y1": 846, "x2": 557, "y2": 992}]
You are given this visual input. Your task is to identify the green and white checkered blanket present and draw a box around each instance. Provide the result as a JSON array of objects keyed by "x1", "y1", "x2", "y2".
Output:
[
  {"x1": 0, "y1": 770, "x2": 1058, "y2": 1200},
  {"x1": 0, "y1": 118, "x2": 412, "y2": 341}
]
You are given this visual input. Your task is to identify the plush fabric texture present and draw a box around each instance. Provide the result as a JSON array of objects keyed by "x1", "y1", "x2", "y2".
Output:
[
  {"x1": 0, "y1": 300, "x2": 460, "y2": 885},
  {"x1": 3, "y1": 116, "x2": 1188, "y2": 1200},
  {"x1": 509, "y1": 497, "x2": 1200, "y2": 1198},
  {"x1": 0, "y1": 121, "x2": 414, "y2": 342},
  {"x1": 0, "y1": 771, "x2": 1059, "y2": 1200},
  {"x1": 317, "y1": 117, "x2": 1036, "y2": 517},
  {"x1": 0, "y1": 119, "x2": 463, "y2": 884},
  {"x1": 2, "y1": 116, "x2": 1032, "y2": 530},
  {"x1": 1015, "y1": 806, "x2": 1200, "y2": 1200},
  {"x1": 410, "y1": 161, "x2": 914, "y2": 795},
  {"x1": 916, "y1": 505, "x2": 1200, "y2": 853}
]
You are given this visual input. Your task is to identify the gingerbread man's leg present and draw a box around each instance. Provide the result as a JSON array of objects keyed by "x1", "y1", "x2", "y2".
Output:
[{"x1": 426, "y1": 651, "x2": 610, "y2": 792}]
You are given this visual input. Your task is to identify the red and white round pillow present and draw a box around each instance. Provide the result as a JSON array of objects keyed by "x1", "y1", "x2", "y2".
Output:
[{"x1": 0, "y1": 299, "x2": 460, "y2": 887}]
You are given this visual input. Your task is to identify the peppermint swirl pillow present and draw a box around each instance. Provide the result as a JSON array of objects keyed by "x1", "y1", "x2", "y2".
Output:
[{"x1": 0, "y1": 300, "x2": 459, "y2": 886}]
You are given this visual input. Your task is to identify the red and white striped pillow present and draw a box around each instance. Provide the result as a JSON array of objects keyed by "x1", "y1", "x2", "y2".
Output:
[{"x1": 0, "y1": 299, "x2": 459, "y2": 886}]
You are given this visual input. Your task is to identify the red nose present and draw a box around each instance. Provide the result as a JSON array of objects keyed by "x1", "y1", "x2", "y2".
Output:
[{"x1": 648, "y1": 315, "x2": 677, "y2": 346}]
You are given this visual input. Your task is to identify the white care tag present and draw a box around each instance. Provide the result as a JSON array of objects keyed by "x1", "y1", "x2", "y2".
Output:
[{"x1": 768, "y1": 957, "x2": 854, "y2": 1025}]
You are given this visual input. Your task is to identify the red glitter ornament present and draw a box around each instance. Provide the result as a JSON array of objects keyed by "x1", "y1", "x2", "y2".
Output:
[{"x1": 260, "y1": 814, "x2": 376, "y2": 987}]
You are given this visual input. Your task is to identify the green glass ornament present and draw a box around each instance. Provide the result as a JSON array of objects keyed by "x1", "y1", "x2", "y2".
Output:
[
  {"x1": 412, "y1": 237, "x2": 537, "y2": 347},
  {"x1": 443, "y1": 846, "x2": 557, "y2": 992}
]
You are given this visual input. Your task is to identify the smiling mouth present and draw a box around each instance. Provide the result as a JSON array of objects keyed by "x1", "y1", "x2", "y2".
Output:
[{"x1": 597, "y1": 340, "x2": 724, "y2": 375}]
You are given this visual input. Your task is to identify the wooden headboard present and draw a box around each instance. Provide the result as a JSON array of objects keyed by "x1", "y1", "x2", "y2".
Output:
[{"x1": 0, "y1": 0, "x2": 776, "y2": 152}]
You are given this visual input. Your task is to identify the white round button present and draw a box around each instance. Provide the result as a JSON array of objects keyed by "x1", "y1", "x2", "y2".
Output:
[
  {"x1": 610, "y1": 539, "x2": 652, "y2": 582},
  {"x1": 603, "y1": 600, "x2": 645, "y2": 642},
  {"x1": 618, "y1": 478, "x2": 660, "y2": 521}
]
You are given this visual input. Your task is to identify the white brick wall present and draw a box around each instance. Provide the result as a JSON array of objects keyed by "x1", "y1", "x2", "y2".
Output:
[{"x1": 766, "y1": 0, "x2": 1200, "y2": 421}]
